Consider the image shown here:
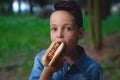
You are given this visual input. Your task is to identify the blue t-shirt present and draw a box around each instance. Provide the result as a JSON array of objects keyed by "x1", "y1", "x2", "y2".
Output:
[{"x1": 29, "y1": 46, "x2": 103, "y2": 80}]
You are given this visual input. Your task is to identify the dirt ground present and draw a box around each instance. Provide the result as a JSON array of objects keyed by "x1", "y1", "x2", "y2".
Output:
[
  {"x1": 86, "y1": 32, "x2": 120, "y2": 64},
  {"x1": 0, "y1": 32, "x2": 120, "y2": 80},
  {"x1": 85, "y1": 32, "x2": 120, "y2": 80}
]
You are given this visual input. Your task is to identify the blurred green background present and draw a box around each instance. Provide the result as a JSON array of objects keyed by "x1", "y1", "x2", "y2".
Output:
[{"x1": 0, "y1": 0, "x2": 120, "y2": 80}]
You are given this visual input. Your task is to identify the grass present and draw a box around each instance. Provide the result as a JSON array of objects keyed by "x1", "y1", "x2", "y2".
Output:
[
  {"x1": 0, "y1": 14, "x2": 120, "y2": 80},
  {"x1": 0, "y1": 15, "x2": 51, "y2": 79},
  {"x1": 102, "y1": 16, "x2": 120, "y2": 35}
]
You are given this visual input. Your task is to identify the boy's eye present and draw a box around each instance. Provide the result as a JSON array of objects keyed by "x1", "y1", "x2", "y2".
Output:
[
  {"x1": 65, "y1": 27, "x2": 72, "y2": 31},
  {"x1": 51, "y1": 27, "x2": 57, "y2": 32},
  {"x1": 64, "y1": 24, "x2": 73, "y2": 31}
]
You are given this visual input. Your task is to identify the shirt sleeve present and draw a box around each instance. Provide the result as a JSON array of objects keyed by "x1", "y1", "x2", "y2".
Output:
[{"x1": 29, "y1": 50, "x2": 45, "y2": 80}]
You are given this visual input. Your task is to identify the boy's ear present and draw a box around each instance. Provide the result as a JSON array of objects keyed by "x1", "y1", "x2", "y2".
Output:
[{"x1": 78, "y1": 27, "x2": 84, "y2": 39}]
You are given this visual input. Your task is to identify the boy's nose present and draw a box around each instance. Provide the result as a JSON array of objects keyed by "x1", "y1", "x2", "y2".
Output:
[{"x1": 57, "y1": 30, "x2": 64, "y2": 38}]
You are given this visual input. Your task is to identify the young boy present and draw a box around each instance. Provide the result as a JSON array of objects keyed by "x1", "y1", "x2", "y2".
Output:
[{"x1": 29, "y1": 0, "x2": 103, "y2": 80}]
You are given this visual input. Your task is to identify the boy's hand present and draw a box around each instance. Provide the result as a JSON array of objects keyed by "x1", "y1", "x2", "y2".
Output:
[{"x1": 45, "y1": 57, "x2": 64, "y2": 72}]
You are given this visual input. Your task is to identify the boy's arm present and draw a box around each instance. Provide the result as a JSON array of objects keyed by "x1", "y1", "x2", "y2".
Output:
[
  {"x1": 39, "y1": 58, "x2": 64, "y2": 80},
  {"x1": 39, "y1": 67, "x2": 53, "y2": 80}
]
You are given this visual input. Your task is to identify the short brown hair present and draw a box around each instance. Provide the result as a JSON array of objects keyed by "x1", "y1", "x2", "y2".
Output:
[{"x1": 54, "y1": 0, "x2": 83, "y2": 29}]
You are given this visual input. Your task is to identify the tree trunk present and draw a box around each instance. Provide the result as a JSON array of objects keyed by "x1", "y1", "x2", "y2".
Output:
[
  {"x1": 18, "y1": 0, "x2": 21, "y2": 15},
  {"x1": 87, "y1": 0, "x2": 103, "y2": 49},
  {"x1": 88, "y1": 0, "x2": 95, "y2": 48},
  {"x1": 0, "y1": 1, "x2": 13, "y2": 15},
  {"x1": 28, "y1": 0, "x2": 34, "y2": 14},
  {"x1": 93, "y1": 0, "x2": 102, "y2": 49},
  {"x1": 101, "y1": 0, "x2": 111, "y2": 19}
]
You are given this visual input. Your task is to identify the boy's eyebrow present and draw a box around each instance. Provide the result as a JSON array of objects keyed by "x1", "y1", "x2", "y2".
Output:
[
  {"x1": 50, "y1": 24, "x2": 57, "y2": 26},
  {"x1": 50, "y1": 22, "x2": 74, "y2": 27},
  {"x1": 64, "y1": 23, "x2": 73, "y2": 25},
  {"x1": 63, "y1": 21, "x2": 75, "y2": 25}
]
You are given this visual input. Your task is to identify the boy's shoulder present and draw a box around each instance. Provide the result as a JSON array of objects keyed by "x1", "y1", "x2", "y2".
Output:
[
  {"x1": 84, "y1": 54, "x2": 102, "y2": 72},
  {"x1": 35, "y1": 49, "x2": 46, "y2": 60},
  {"x1": 77, "y1": 45, "x2": 102, "y2": 71}
]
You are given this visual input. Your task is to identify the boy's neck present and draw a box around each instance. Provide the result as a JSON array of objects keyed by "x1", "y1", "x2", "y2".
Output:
[{"x1": 64, "y1": 46, "x2": 82, "y2": 65}]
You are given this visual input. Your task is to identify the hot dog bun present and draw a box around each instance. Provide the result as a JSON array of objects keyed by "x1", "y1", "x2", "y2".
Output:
[{"x1": 41, "y1": 42, "x2": 64, "y2": 66}]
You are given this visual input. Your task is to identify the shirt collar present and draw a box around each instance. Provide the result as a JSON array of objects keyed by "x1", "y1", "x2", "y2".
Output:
[
  {"x1": 63, "y1": 46, "x2": 87, "y2": 72},
  {"x1": 74, "y1": 46, "x2": 87, "y2": 71}
]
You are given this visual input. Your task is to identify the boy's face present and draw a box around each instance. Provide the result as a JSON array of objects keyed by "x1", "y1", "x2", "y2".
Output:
[{"x1": 50, "y1": 10, "x2": 83, "y2": 55}]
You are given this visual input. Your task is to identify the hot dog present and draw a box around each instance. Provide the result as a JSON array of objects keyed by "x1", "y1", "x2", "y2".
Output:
[{"x1": 41, "y1": 42, "x2": 64, "y2": 66}]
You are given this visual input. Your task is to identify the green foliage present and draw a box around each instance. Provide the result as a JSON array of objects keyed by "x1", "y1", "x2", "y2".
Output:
[{"x1": 83, "y1": 15, "x2": 120, "y2": 35}]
